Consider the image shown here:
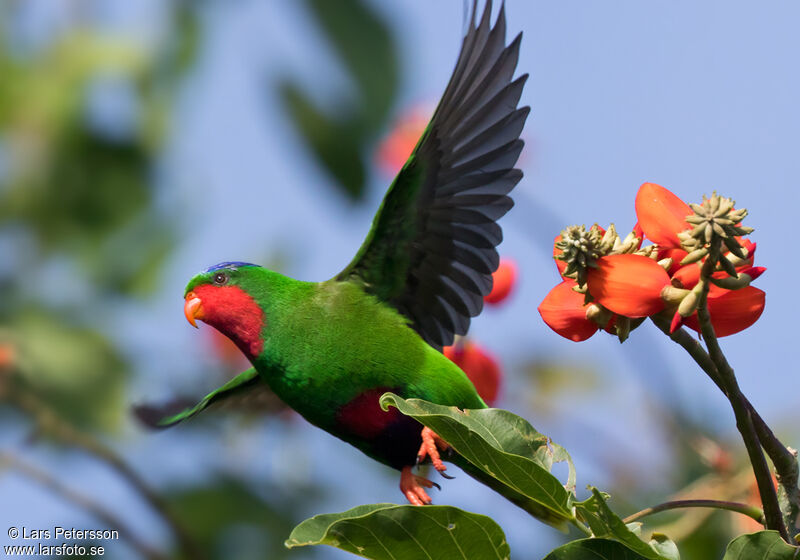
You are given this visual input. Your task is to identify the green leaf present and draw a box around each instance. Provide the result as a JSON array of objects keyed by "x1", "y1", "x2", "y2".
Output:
[
  {"x1": 87, "y1": 211, "x2": 174, "y2": 297},
  {"x1": 544, "y1": 538, "x2": 659, "y2": 560},
  {"x1": 167, "y1": 477, "x2": 313, "y2": 560},
  {"x1": 380, "y1": 394, "x2": 575, "y2": 526},
  {"x1": 304, "y1": 0, "x2": 398, "y2": 128},
  {"x1": 1, "y1": 126, "x2": 151, "y2": 250},
  {"x1": 4, "y1": 311, "x2": 128, "y2": 431},
  {"x1": 279, "y1": 0, "x2": 398, "y2": 200},
  {"x1": 280, "y1": 82, "x2": 366, "y2": 199},
  {"x1": 723, "y1": 531, "x2": 798, "y2": 560},
  {"x1": 285, "y1": 504, "x2": 510, "y2": 560},
  {"x1": 575, "y1": 488, "x2": 676, "y2": 560},
  {"x1": 649, "y1": 533, "x2": 681, "y2": 560}
]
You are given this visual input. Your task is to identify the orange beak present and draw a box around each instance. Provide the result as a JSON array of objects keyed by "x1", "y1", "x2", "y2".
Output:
[{"x1": 184, "y1": 291, "x2": 205, "y2": 328}]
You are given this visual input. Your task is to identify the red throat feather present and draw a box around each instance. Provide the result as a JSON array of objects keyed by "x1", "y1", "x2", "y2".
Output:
[{"x1": 192, "y1": 284, "x2": 265, "y2": 357}]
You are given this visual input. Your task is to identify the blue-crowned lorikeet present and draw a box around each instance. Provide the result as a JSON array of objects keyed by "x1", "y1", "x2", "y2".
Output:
[{"x1": 143, "y1": 0, "x2": 529, "y2": 507}]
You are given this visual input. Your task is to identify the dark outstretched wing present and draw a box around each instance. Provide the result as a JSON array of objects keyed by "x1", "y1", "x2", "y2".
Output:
[{"x1": 336, "y1": 0, "x2": 528, "y2": 349}]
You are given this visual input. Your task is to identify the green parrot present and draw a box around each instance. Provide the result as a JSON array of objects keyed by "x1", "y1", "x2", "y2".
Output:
[{"x1": 143, "y1": 0, "x2": 531, "y2": 508}]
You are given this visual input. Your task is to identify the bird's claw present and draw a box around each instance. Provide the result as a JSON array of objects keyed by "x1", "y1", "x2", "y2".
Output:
[
  {"x1": 400, "y1": 466, "x2": 439, "y2": 506},
  {"x1": 417, "y1": 426, "x2": 452, "y2": 478}
]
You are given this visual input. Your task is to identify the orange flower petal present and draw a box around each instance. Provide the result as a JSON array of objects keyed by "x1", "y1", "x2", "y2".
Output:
[
  {"x1": 670, "y1": 310, "x2": 685, "y2": 333},
  {"x1": 635, "y1": 182, "x2": 692, "y2": 249},
  {"x1": 742, "y1": 240, "x2": 756, "y2": 263},
  {"x1": 671, "y1": 263, "x2": 701, "y2": 290},
  {"x1": 485, "y1": 258, "x2": 517, "y2": 305},
  {"x1": 742, "y1": 266, "x2": 766, "y2": 282},
  {"x1": 0, "y1": 343, "x2": 16, "y2": 368},
  {"x1": 658, "y1": 246, "x2": 688, "y2": 276},
  {"x1": 538, "y1": 280, "x2": 599, "y2": 341},
  {"x1": 684, "y1": 286, "x2": 765, "y2": 337},
  {"x1": 443, "y1": 342, "x2": 502, "y2": 406},
  {"x1": 587, "y1": 254, "x2": 670, "y2": 317},
  {"x1": 729, "y1": 238, "x2": 756, "y2": 270},
  {"x1": 672, "y1": 265, "x2": 764, "y2": 293}
]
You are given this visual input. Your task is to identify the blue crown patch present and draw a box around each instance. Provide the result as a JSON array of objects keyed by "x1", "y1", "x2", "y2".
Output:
[{"x1": 204, "y1": 261, "x2": 260, "y2": 273}]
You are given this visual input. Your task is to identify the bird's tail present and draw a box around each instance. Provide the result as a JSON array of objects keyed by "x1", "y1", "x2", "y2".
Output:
[{"x1": 133, "y1": 367, "x2": 262, "y2": 429}]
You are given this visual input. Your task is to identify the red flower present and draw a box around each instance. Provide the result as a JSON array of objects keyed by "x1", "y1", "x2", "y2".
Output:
[
  {"x1": 485, "y1": 258, "x2": 517, "y2": 305},
  {"x1": 443, "y1": 342, "x2": 502, "y2": 406},
  {"x1": 586, "y1": 254, "x2": 671, "y2": 318},
  {"x1": 538, "y1": 280, "x2": 600, "y2": 341},
  {"x1": 0, "y1": 343, "x2": 15, "y2": 369},
  {"x1": 376, "y1": 104, "x2": 431, "y2": 176},
  {"x1": 635, "y1": 182, "x2": 692, "y2": 249},
  {"x1": 541, "y1": 184, "x2": 764, "y2": 342},
  {"x1": 684, "y1": 286, "x2": 765, "y2": 337}
]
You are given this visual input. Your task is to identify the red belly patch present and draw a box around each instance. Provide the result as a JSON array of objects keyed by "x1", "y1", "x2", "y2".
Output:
[{"x1": 335, "y1": 387, "x2": 404, "y2": 439}]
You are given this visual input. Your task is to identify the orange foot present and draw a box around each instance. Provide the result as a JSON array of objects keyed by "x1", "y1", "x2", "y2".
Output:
[
  {"x1": 417, "y1": 427, "x2": 453, "y2": 479},
  {"x1": 400, "y1": 465, "x2": 440, "y2": 506}
]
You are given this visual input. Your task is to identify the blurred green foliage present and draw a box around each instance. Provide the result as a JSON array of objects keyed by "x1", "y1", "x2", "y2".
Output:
[
  {"x1": 6, "y1": 312, "x2": 127, "y2": 431},
  {"x1": 0, "y1": 2, "x2": 200, "y2": 432},
  {"x1": 0, "y1": 3, "x2": 376, "y2": 558},
  {"x1": 281, "y1": 0, "x2": 399, "y2": 200},
  {"x1": 166, "y1": 477, "x2": 323, "y2": 560}
]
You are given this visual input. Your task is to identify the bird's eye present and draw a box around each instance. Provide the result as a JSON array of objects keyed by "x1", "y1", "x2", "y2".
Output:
[{"x1": 212, "y1": 272, "x2": 228, "y2": 286}]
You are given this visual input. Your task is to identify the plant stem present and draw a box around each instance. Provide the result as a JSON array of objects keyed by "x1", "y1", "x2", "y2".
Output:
[
  {"x1": 673, "y1": 239, "x2": 789, "y2": 540},
  {"x1": 651, "y1": 315, "x2": 800, "y2": 537},
  {"x1": 571, "y1": 518, "x2": 593, "y2": 537},
  {"x1": 694, "y1": 307, "x2": 789, "y2": 539},
  {"x1": 651, "y1": 316, "x2": 794, "y2": 461},
  {"x1": 9, "y1": 383, "x2": 206, "y2": 560},
  {"x1": 0, "y1": 452, "x2": 168, "y2": 560},
  {"x1": 623, "y1": 499, "x2": 765, "y2": 525}
]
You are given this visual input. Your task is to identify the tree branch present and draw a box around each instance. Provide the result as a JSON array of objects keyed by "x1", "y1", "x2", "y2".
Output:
[
  {"x1": 8, "y1": 383, "x2": 206, "y2": 560},
  {"x1": 623, "y1": 499, "x2": 765, "y2": 525},
  {"x1": 650, "y1": 315, "x2": 800, "y2": 538},
  {"x1": 653, "y1": 238, "x2": 790, "y2": 540},
  {"x1": 0, "y1": 452, "x2": 167, "y2": 560}
]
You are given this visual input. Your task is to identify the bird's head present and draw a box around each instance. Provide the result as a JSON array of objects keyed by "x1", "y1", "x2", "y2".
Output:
[{"x1": 183, "y1": 262, "x2": 266, "y2": 357}]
